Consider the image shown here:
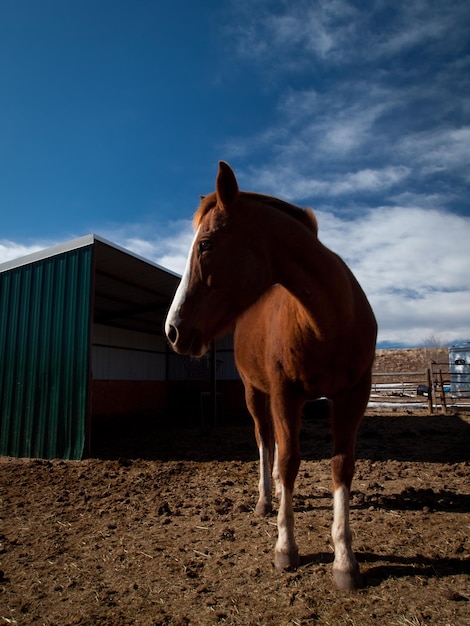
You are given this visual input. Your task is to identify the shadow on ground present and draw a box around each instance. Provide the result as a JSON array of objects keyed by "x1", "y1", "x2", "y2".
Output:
[
  {"x1": 298, "y1": 550, "x2": 470, "y2": 590},
  {"x1": 90, "y1": 401, "x2": 470, "y2": 464}
]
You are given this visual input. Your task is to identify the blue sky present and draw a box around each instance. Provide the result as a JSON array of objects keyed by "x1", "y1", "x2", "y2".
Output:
[{"x1": 1, "y1": 0, "x2": 469, "y2": 348}]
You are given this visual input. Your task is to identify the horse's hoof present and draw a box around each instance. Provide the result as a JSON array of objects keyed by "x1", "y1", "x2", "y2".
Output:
[
  {"x1": 254, "y1": 501, "x2": 272, "y2": 516},
  {"x1": 274, "y1": 549, "x2": 300, "y2": 571},
  {"x1": 332, "y1": 567, "x2": 363, "y2": 591}
]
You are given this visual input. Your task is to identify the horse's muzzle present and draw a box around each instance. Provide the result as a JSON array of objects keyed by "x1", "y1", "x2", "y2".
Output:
[{"x1": 166, "y1": 323, "x2": 208, "y2": 357}]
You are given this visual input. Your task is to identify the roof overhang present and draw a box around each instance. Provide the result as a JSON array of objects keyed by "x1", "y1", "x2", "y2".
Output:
[{"x1": 0, "y1": 234, "x2": 181, "y2": 336}]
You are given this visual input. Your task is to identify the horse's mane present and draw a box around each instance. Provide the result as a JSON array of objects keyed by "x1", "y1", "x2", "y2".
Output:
[{"x1": 193, "y1": 191, "x2": 318, "y2": 235}]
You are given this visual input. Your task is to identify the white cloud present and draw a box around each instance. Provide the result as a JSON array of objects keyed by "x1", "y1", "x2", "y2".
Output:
[
  {"x1": 229, "y1": 84, "x2": 394, "y2": 163},
  {"x1": 397, "y1": 127, "x2": 470, "y2": 178},
  {"x1": 229, "y1": 0, "x2": 469, "y2": 67},
  {"x1": 375, "y1": 1, "x2": 469, "y2": 57},
  {"x1": 316, "y1": 206, "x2": 470, "y2": 346},
  {"x1": 0, "y1": 224, "x2": 194, "y2": 277},
  {"x1": 319, "y1": 206, "x2": 469, "y2": 289},
  {"x1": 228, "y1": 78, "x2": 467, "y2": 208},
  {"x1": 0, "y1": 240, "x2": 47, "y2": 264},
  {"x1": 242, "y1": 165, "x2": 410, "y2": 201},
  {"x1": 229, "y1": 0, "x2": 360, "y2": 66},
  {"x1": 102, "y1": 220, "x2": 194, "y2": 275}
]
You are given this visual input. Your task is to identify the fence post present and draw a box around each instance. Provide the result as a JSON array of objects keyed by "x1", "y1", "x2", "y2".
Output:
[
  {"x1": 438, "y1": 369, "x2": 447, "y2": 414},
  {"x1": 426, "y1": 367, "x2": 433, "y2": 414}
]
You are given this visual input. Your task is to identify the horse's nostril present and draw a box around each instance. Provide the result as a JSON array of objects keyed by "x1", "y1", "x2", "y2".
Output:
[{"x1": 167, "y1": 324, "x2": 178, "y2": 345}]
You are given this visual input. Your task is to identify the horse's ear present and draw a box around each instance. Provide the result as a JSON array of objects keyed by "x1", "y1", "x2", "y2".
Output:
[{"x1": 216, "y1": 161, "x2": 239, "y2": 209}]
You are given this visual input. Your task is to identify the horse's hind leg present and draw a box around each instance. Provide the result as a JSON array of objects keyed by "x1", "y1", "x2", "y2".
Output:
[
  {"x1": 272, "y1": 442, "x2": 282, "y2": 500},
  {"x1": 244, "y1": 384, "x2": 275, "y2": 516},
  {"x1": 330, "y1": 376, "x2": 371, "y2": 590}
]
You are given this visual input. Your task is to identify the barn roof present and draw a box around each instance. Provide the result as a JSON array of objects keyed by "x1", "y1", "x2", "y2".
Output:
[{"x1": 0, "y1": 234, "x2": 181, "y2": 336}]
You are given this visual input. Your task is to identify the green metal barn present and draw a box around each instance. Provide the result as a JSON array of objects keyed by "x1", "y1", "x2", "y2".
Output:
[{"x1": 0, "y1": 234, "x2": 181, "y2": 460}]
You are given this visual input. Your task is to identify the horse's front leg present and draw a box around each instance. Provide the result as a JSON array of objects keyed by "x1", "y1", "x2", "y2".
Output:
[
  {"x1": 330, "y1": 382, "x2": 370, "y2": 590},
  {"x1": 272, "y1": 399, "x2": 301, "y2": 570},
  {"x1": 274, "y1": 478, "x2": 300, "y2": 570},
  {"x1": 331, "y1": 478, "x2": 361, "y2": 590}
]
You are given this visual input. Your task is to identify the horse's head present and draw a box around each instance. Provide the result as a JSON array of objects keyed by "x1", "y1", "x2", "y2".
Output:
[{"x1": 165, "y1": 161, "x2": 271, "y2": 356}]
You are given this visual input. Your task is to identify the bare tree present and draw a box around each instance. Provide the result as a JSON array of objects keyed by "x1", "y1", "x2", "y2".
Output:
[
  {"x1": 421, "y1": 333, "x2": 445, "y2": 348},
  {"x1": 421, "y1": 333, "x2": 447, "y2": 364}
]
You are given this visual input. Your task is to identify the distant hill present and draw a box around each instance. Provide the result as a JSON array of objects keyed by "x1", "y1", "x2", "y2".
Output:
[{"x1": 374, "y1": 347, "x2": 448, "y2": 373}]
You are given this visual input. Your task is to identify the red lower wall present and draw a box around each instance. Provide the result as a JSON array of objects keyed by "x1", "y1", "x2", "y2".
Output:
[
  {"x1": 91, "y1": 379, "x2": 247, "y2": 421},
  {"x1": 91, "y1": 380, "x2": 168, "y2": 417}
]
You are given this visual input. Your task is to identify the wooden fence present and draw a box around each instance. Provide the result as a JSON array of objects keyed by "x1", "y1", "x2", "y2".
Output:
[{"x1": 369, "y1": 362, "x2": 470, "y2": 413}]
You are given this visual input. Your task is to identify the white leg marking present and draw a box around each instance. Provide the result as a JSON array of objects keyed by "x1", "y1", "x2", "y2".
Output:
[
  {"x1": 274, "y1": 484, "x2": 299, "y2": 569},
  {"x1": 165, "y1": 227, "x2": 200, "y2": 336},
  {"x1": 332, "y1": 485, "x2": 357, "y2": 575}
]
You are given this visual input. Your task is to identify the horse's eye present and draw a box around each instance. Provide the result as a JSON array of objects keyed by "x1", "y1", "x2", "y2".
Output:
[{"x1": 198, "y1": 240, "x2": 212, "y2": 254}]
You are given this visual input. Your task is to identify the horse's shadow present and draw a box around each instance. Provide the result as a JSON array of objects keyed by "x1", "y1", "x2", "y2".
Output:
[
  {"x1": 294, "y1": 489, "x2": 470, "y2": 514},
  {"x1": 92, "y1": 405, "x2": 470, "y2": 463},
  {"x1": 301, "y1": 405, "x2": 470, "y2": 463},
  {"x1": 299, "y1": 551, "x2": 470, "y2": 589}
]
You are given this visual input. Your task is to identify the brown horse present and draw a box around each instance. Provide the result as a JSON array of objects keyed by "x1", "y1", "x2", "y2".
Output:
[{"x1": 165, "y1": 162, "x2": 377, "y2": 590}]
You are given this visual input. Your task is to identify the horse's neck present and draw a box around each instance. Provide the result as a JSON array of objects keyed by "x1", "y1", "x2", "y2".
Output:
[{"x1": 270, "y1": 219, "x2": 355, "y2": 338}]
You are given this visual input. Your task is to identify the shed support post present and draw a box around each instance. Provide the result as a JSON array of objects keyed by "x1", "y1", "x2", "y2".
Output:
[{"x1": 210, "y1": 341, "x2": 217, "y2": 428}]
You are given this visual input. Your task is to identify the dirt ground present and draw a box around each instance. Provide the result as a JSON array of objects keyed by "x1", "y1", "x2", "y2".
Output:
[{"x1": 1, "y1": 403, "x2": 469, "y2": 626}]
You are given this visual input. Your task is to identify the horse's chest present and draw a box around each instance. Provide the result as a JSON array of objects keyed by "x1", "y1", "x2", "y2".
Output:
[
  {"x1": 234, "y1": 291, "x2": 355, "y2": 394},
  {"x1": 235, "y1": 319, "x2": 307, "y2": 384},
  {"x1": 235, "y1": 317, "x2": 356, "y2": 398}
]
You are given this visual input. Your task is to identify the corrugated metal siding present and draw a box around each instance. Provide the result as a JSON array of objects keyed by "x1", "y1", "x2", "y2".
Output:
[{"x1": 0, "y1": 247, "x2": 93, "y2": 459}]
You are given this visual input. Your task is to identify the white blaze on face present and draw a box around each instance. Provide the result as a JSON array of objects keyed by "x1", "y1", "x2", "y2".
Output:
[{"x1": 165, "y1": 228, "x2": 200, "y2": 339}]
